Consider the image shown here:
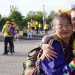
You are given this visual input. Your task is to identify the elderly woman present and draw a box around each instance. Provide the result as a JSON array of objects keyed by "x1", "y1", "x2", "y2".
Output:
[{"x1": 36, "y1": 10, "x2": 74, "y2": 75}]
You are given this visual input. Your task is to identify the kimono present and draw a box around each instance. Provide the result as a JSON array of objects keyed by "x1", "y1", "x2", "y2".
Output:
[{"x1": 36, "y1": 39, "x2": 73, "y2": 75}]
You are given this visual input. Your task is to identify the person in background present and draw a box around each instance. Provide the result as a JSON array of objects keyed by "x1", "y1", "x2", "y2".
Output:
[
  {"x1": 35, "y1": 20, "x2": 39, "y2": 34},
  {"x1": 39, "y1": 22, "x2": 43, "y2": 34},
  {"x1": 44, "y1": 22, "x2": 49, "y2": 35},
  {"x1": 7, "y1": 23, "x2": 16, "y2": 53},
  {"x1": 27, "y1": 22, "x2": 32, "y2": 39},
  {"x1": 23, "y1": 27, "x2": 27, "y2": 37},
  {"x1": 36, "y1": 9, "x2": 74, "y2": 75},
  {"x1": 31, "y1": 20, "x2": 35, "y2": 34},
  {"x1": 15, "y1": 26, "x2": 20, "y2": 41},
  {"x1": 2, "y1": 20, "x2": 13, "y2": 54},
  {"x1": 11, "y1": 23, "x2": 16, "y2": 53}
]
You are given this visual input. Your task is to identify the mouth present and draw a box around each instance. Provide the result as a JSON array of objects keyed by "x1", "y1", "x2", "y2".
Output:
[{"x1": 63, "y1": 32, "x2": 69, "y2": 34}]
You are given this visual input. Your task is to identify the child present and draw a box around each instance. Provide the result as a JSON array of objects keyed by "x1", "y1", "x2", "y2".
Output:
[
  {"x1": 27, "y1": 22, "x2": 32, "y2": 39},
  {"x1": 23, "y1": 27, "x2": 27, "y2": 36},
  {"x1": 15, "y1": 26, "x2": 19, "y2": 41}
]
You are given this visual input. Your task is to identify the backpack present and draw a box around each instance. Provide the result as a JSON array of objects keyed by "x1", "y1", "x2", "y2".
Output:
[
  {"x1": 8, "y1": 25, "x2": 16, "y2": 35},
  {"x1": 22, "y1": 46, "x2": 40, "y2": 75}
]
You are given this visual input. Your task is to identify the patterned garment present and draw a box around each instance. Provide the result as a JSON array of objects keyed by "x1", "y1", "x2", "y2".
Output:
[{"x1": 36, "y1": 40, "x2": 73, "y2": 75}]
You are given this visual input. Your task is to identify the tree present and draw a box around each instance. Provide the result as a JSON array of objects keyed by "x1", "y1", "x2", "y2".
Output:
[
  {"x1": 47, "y1": 10, "x2": 55, "y2": 24},
  {"x1": 0, "y1": 16, "x2": 9, "y2": 31},
  {"x1": 8, "y1": 5, "x2": 23, "y2": 26},
  {"x1": 25, "y1": 11, "x2": 43, "y2": 24}
]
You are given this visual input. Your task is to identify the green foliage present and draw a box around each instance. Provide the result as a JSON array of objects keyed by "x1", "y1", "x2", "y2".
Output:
[
  {"x1": 47, "y1": 10, "x2": 55, "y2": 25},
  {"x1": 10, "y1": 5, "x2": 18, "y2": 13},
  {"x1": 9, "y1": 11, "x2": 23, "y2": 25},
  {"x1": 25, "y1": 11, "x2": 43, "y2": 25},
  {"x1": 8, "y1": 5, "x2": 23, "y2": 26},
  {"x1": 0, "y1": 6, "x2": 55, "y2": 30},
  {"x1": 0, "y1": 16, "x2": 9, "y2": 31}
]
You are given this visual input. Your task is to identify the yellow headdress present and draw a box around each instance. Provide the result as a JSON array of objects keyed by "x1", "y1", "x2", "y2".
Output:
[
  {"x1": 56, "y1": 9, "x2": 63, "y2": 14},
  {"x1": 56, "y1": 9, "x2": 70, "y2": 17},
  {"x1": 64, "y1": 9, "x2": 70, "y2": 17}
]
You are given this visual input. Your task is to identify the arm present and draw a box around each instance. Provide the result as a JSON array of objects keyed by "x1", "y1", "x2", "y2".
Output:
[
  {"x1": 40, "y1": 34, "x2": 58, "y2": 60},
  {"x1": 39, "y1": 41, "x2": 73, "y2": 74},
  {"x1": 2, "y1": 28, "x2": 4, "y2": 34},
  {"x1": 2, "y1": 25, "x2": 5, "y2": 34}
]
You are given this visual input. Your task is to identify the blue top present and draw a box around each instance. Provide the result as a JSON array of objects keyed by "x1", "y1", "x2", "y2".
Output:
[{"x1": 37, "y1": 41, "x2": 72, "y2": 75}]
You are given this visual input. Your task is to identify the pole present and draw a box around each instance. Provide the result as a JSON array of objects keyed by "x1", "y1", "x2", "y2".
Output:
[
  {"x1": 43, "y1": 3, "x2": 45, "y2": 30},
  {"x1": 0, "y1": 15, "x2": 1, "y2": 21}
]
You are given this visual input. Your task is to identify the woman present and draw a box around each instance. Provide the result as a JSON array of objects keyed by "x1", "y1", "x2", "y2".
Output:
[
  {"x1": 41, "y1": 5, "x2": 75, "y2": 60},
  {"x1": 36, "y1": 10, "x2": 74, "y2": 75}
]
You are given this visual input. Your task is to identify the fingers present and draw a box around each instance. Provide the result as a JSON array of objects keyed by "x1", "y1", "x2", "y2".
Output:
[
  {"x1": 48, "y1": 52, "x2": 57, "y2": 58},
  {"x1": 49, "y1": 50, "x2": 58, "y2": 55},
  {"x1": 46, "y1": 55, "x2": 54, "y2": 61},
  {"x1": 45, "y1": 49, "x2": 58, "y2": 60}
]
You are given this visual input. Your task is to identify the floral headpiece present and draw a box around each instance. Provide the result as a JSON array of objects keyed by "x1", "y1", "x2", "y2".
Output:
[{"x1": 56, "y1": 9, "x2": 70, "y2": 17}]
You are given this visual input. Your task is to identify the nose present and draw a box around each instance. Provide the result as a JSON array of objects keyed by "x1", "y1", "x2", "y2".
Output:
[{"x1": 62, "y1": 26, "x2": 67, "y2": 30}]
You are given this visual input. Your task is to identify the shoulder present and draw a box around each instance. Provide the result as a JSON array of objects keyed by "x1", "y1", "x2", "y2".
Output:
[
  {"x1": 43, "y1": 35, "x2": 50, "y2": 38},
  {"x1": 42, "y1": 34, "x2": 56, "y2": 40},
  {"x1": 49, "y1": 39, "x2": 63, "y2": 50},
  {"x1": 3, "y1": 24, "x2": 8, "y2": 28},
  {"x1": 52, "y1": 40, "x2": 62, "y2": 47},
  {"x1": 3, "y1": 24, "x2": 6, "y2": 27}
]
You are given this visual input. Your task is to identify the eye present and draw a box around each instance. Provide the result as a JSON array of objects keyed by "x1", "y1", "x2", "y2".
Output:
[
  {"x1": 59, "y1": 25, "x2": 63, "y2": 28},
  {"x1": 66, "y1": 24, "x2": 71, "y2": 26},
  {"x1": 57, "y1": 25, "x2": 63, "y2": 29}
]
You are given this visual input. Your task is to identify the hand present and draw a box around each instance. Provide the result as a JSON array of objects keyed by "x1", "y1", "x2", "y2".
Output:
[
  {"x1": 72, "y1": 50, "x2": 75, "y2": 56},
  {"x1": 73, "y1": 50, "x2": 75, "y2": 53},
  {"x1": 42, "y1": 44, "x2": 58, "y2": 60}
]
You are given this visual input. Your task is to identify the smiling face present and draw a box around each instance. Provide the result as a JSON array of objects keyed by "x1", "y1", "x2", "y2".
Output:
[
  {"x1": 54, "y1": 17, "x2": 73, "y2": 40},
  {"x1": 71, "y1": 10, "x2": 75, "y2": 30}
]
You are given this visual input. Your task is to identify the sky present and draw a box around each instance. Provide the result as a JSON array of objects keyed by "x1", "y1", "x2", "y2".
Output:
[{"x1": 0, "y1": 0, "x2": 75, "y2": 17}]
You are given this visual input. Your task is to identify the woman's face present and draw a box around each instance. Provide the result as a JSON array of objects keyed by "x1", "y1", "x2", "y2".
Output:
[
  {"x1": 54, "y1": 17, "x2": 73, "y2": 40},
  {"x1": 71, "y1": 10, "x2": 75, "y2": 30}
]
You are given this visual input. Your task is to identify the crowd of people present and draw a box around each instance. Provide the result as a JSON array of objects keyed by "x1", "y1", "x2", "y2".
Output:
[
  {"x1": 1, "y1": 19, "x2": 49, "y2": 54},
  {"x1": 22, "y1": 20, "x2": 50, "y2": 39}
]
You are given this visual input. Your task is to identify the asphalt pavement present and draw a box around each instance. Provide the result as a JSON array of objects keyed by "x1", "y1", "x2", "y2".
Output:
[
  {"x1": 0, "y1": 40, "x2": 41, "y2": 75},
  {"x1": 0, "y1": 30, "x2": 53, "y2": 75}
]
